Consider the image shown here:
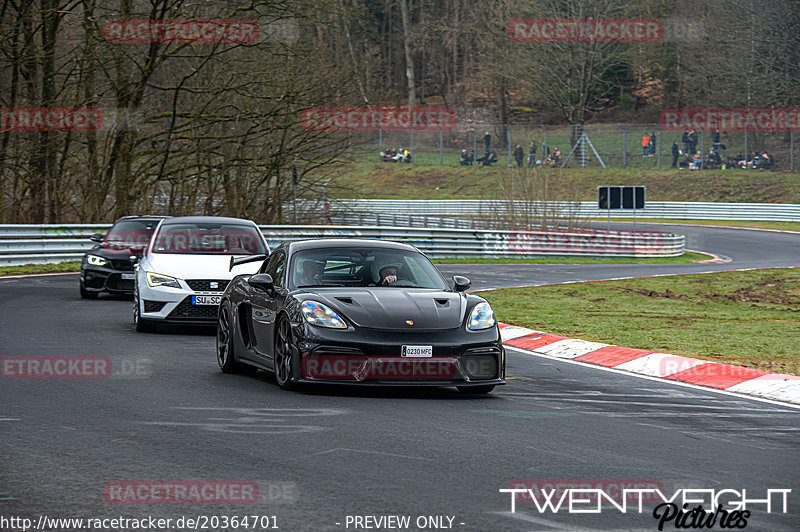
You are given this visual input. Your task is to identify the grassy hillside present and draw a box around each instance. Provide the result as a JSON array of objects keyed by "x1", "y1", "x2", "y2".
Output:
[{"x1": 330, "y1": 151, "x2": 800, "y2": 204}]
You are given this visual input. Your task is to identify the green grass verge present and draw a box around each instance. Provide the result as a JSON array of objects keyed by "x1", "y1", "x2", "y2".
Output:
[
  {"x1": 332, "y1": 151, "x2": 800, "y2": 204},
  {"x1": 0, "y1": 261, "x2": 81, "y2": 276},
  {"x1": 434, "y1": 251, "x2": 712, "y2": 264},
  {"x1": 482, "y1": 268, "x2": 800, "y2": 374}
]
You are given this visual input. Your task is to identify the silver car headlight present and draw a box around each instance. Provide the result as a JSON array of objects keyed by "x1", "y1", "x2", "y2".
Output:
[
  {"x1": 467, "y1": 302, "x2": 496, "y2": 330},
  {"x1": 146, "y1": 271, "x2": 181, "y2": 289},
  {"x1": 301, "y1": 301, "x2": 347, "y2": 329},
  {"x1": 86, "y1": 255, "x2": 108, "y2": 267}
]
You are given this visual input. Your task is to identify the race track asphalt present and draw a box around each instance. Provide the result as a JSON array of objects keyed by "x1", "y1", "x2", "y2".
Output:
[{"x1": 1, "y1": 223, "x2": 798, "y2": 531}]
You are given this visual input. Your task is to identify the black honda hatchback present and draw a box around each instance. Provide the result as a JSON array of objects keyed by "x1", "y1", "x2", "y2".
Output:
[{"x1": 79, "y1": 215, "x2": 169, "y2": 299}]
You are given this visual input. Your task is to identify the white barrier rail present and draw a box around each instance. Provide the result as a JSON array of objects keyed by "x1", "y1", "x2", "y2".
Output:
[
  {"x1": 327, "y1": 200, "x2": 800, "y2": 222},
  {"x1": 0, "y1": 224, "x2": 685, "y2": 266}
]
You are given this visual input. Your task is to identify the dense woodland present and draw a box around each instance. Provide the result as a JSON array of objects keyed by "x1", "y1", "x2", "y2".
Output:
[{"x1": 1, "y1": 0, "x2": 799, "y2": 223}]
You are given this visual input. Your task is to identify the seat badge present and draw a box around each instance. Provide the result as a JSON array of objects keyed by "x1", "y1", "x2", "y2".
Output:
[{"x1": 406, "y1": 320, "x2": 414, "y2": 326}]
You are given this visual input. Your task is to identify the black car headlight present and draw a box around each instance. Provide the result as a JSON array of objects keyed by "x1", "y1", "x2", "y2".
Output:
[
  {"x1": 467, "y1": 302, "x2": 496, "y2": 330},
  {"x1": 301, "y1": 301, "x2": 347, "y2": 329}
]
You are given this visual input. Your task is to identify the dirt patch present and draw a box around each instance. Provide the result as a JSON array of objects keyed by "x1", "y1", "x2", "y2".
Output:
[
  {"x1": 616, "y1": 287, "x2": 688, "y2": 300},
  {"x1": 704, "y1": 277, "x2": 800, "y2": 307},
  {"x1": 561, "y1": 289, "x2": 586, "y2": 298}
]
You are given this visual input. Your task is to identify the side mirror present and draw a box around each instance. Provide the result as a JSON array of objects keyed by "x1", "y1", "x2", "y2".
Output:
[
  {"x1": 90, "y1": 233, "x2": 104, "y2": 243},
  {"x1": 453, "y1": 275, "x2": 471, "y2": 292},
  {"x1": 248, "y1": 273, "x2": 274, "y2": 292}
]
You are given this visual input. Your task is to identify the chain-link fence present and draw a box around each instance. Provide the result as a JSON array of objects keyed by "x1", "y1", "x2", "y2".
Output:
[{"x1": 349, "y1": 123, "x2": 797, "y2": 171}]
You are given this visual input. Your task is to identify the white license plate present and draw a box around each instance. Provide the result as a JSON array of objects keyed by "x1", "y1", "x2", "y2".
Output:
[
  {"x1": 401, "y1": 345, "x2": 433, "y2": 357},
  {"x1": 121, "y1": 273, "x2": 135, "y2": 280},
  {"x1": 192, "y1": 295, "x2": 221, "y2": 306}
]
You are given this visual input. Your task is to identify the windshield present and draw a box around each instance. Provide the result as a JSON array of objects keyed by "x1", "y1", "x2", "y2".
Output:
[
  {"x1": 103, "y1": 220, "x2": 160, "y2": 250},
  {"x1": 151, "y1": 223, "x2": 266, "y2": 255},
  {"x1": 290, "y1": 247, "x2": 448, "y2": 290}
]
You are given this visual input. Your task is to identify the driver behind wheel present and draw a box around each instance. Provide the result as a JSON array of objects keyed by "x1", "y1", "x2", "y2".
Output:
[
  {"x1": 372, "y1": 259, "x2": 403, "y2": 286},
  {"x1": 297, "y1": 259, "x2": 325, "y2": 286}
]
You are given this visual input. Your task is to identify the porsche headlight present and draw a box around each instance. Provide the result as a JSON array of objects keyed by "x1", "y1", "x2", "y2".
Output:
[
  {"x1": 146, "y1": 271, "x2": 181, "y2": 289},
  {"x1": 467, "y1": 302, "x2": 496, "y2": 330},
  {"x1": 86, "y1": 255, "x2": 108, "y2": 267},
  {"x1": 301, "y1": 301, "x2": 347, "y2": 329}
]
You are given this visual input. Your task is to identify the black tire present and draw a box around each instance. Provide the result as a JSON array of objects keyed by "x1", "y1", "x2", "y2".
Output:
[
  {"x1": 79, "y1": 281, "x2": 98, "y2": 299},
  {"x1": 457, "y1": 384, "x2": 495, "y2": 394},
  {"x1": 133, "y1": 287, "x2": 155, "y2": 333},
  {"x1": 217, "y1": 301, "x2": 248, "y2": 373},
  {"x1": 273, "y1": 316, "x2": 295, "y2": 390}
]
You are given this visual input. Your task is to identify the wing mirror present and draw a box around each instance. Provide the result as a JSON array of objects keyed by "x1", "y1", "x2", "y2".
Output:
[
  {"x1": 453, "y1": 275, "x2": 472, "y2": 292},
  {"x1": 248, "y1": 273, "x2": 274, "y2": 292},
  {"x1": 90, "y1": 233, "x2": 104, "y2": 243}
]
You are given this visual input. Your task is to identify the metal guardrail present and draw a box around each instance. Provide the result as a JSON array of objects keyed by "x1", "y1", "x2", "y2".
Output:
[
  {"x1": 327, "y1": 200, "x2": 800, "y2": 222},
  {"x1": 0, "y1": 223, "x2": 684, "y2": 266}
]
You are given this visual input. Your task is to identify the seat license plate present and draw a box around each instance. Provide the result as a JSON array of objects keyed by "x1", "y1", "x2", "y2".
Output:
[
  {"x1": 192, "y1": 295, "x2": 221, "y2": 306},
  {"x1": 120, "y1": 273, "x2": 135, "y2": 280},
  {"x1": 401, "y1": 345, "x2": 432, "y2": 357}
]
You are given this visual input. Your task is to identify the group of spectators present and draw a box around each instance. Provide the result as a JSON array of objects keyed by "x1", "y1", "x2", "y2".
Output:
[
  {"x1": 668, "y1": 127, "x2": 776, "y2": 170},
  {"x1": 379, "y1": 147, "x2": 412, "y2": 163},
  {"x1": 460, "y1": 135, "x2": 561, "y2": 168}
]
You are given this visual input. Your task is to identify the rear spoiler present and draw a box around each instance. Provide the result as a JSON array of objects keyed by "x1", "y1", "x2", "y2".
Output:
[{"x1": 229, "y1": 254, "x2": 267, "y2": 271}]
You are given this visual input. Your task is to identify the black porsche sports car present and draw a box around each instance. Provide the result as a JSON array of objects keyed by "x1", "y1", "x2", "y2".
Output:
[
  {"x1": 80, "y1": 215, "x2": 169, "y2": 298},
  {"x1": 216, "y1": 239, "x2": 505, "y2": 393}
]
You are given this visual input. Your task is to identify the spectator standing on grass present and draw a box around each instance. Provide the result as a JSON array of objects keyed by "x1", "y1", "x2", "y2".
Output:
[
  {"x1": 513, "y1": 144, "x2": 524, "y2": 167},
  {"x1": 671, "y1": 141, "x2": 680, "y2": 168},
  {"x1": 642, "y1": 132, "x2": 650, "y2": 156},
  {"x1": 688, "y1": 129, "x2": 698, "y2": 155},
  {"x1": 682, "y1": 128, "x2": 690, "y2": 154},
  {"x1": 527, "y1": 140, "x2": 537, "y2": 167},
  {"x1": 649, "y1": 131, "x2": 657, "y2": 156},
  {"x1": 712, "y1": 128, "x2": 721, "y2": 153},
  {"x1": 484, "y1": 131, "x2": 491, "y2": 152}
]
